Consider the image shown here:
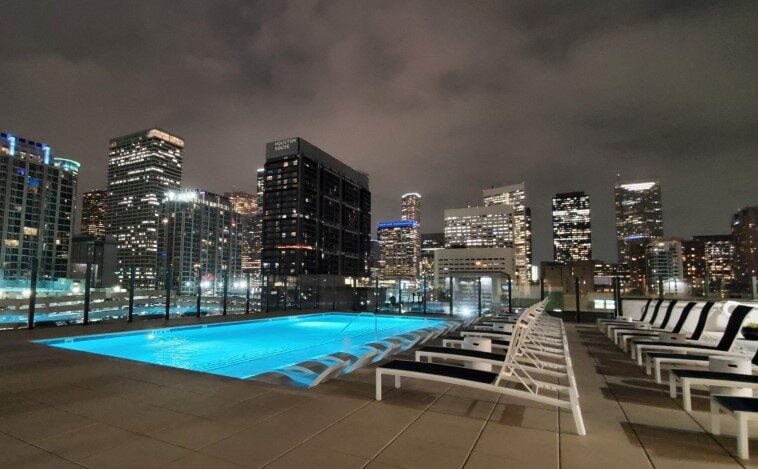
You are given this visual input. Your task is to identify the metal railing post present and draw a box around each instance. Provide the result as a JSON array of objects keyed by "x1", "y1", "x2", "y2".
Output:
[
  {"x1": 222, "y1": 269, "x2": 229, "y2": 315},
  {"x1": 574, "y1": 275, "x2": 581, "y2": 323},
  {"x1": 397, "y1": 277, "x2": 402, "y2": 314},
  {"x1": 164, "y1": 265, "x2": 171, "y2": 320},
  {"x1": 245, "y1": 272, "x2": 251, "y2": 314},
  {"x1": 282, "y1": 275, "x2": 288, "y2": 311},
  {"x1": 331, "y1": 275, "x2": 336, "y2": 310},
  {"x1": 422, "y1": 277, "x2": 427, "y2": 315},
  {"x1": 477, "y1": 276, "x2": 482, "y2": 317},
  {"x1": 507, "y1": 274, "x2": 512, "y2": 314},
  {"x1": 196, "y1": 267, "x2": 202, "y2": 318},
  {"x1": 296, "y1": 275, "x2": 301, "y2": 310},
  {"x1": 128, "y1": 266, "x2": 135, "y2": 323},
  {"x1": 83, "y1": 262, "x2": 92, "y2": 325},
  {"x1": 449, "y1": 276, "x2": 453, "y2": 316},
  {"x1": 27, "y1": 258, "x2": 38, "y2": 330}
]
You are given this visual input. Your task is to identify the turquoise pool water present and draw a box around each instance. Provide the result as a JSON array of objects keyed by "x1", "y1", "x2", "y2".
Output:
[{"x1": 35, "y1": 313, "x2": 445, "y2": 379}]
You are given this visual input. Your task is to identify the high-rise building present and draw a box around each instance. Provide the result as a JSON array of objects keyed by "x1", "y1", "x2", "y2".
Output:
[
  {"x1": 645, "y1": 238, "x2": 684, "y2": 294},
  {"x1": 158, "y1": 189, "x2": 242, "y2": 294},
  {"x1": 68, "y1": 235, "x2": 118, "y2": 288},
  {"x1": 106, "y1": 129, "x2": 183, "y2": 287},
  {"x1": 401, "y1": 193, "x2": 421, "y2": 224},
  {"x1": 256, "y1": 168, "x2": 265, "y2": 208},
  {"x1": 732, "y1": 207, "x2": 758, "y2": 293},
  {"x1": 615, "y1": 181, "x2": 663, "y2": 263},
  {"x1": 627, "y1": 237, "x2": 650, "y2": 293},
  {"x1": 0, "y1": 132, "x2": 79, "y2": 280},
  {"x1": 80, "y1": 189, "x2": 107, "y2": 237},
  {"x1": 420, "y1": 232, "x2": 444, "y2": 278},
  {"x1": 483, "y1": 183, "x2": 532, "y2": 283},
  {"x1": 682, "y1": 238, "x2": 705, "y2": 293},
  {"x1": 225, "y1": 191, "x2": 261, "y2": 273},
  {"x1": 552, "y1": 191, "x2": 592, "y2": 263},
  {"x1": 692, "y1": 234, "x2": 735, "y2": 293},
  {"x1": 444, "y1": 205, "x2": 514, "y2": 249},
  {"x1": 261, "y1": 138, "x2": 370, "y2": 276},
  {"x1": 377, "y1": 220, "x2": 420, "y2": 279}
]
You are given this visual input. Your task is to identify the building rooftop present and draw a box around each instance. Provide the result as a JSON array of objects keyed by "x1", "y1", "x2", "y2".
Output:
[{"x1": 1, "y1": 314, "x2": 754, "y2": 467}]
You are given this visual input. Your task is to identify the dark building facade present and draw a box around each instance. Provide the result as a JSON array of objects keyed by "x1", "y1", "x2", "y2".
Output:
[
  {"x1": 0, "y1": 132, "x2": 79, "y2": 281},
  {"x1": 261, "y1": 138, "x2": 370, "y2": 277},
  {"x1": 80, "y1": 189, "x2": 107, "y2": 237},
  {"x1": 732, "y1": 207, "x2": 758, "y2": 293},
  {"x1": 68, "y1": 235, "x2": 118, "y2": 288},
  {"x1": 615, "y1": 181, "x2": 663, "y2": 263},
  {"x1": 693, "y1": 234, "x2": 735, "y2": 293}
]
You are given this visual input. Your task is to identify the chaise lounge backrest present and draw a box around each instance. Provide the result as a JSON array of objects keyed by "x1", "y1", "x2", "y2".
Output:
[{"x1": 715, "y1": 305, "x2": 754, "y2": 351}]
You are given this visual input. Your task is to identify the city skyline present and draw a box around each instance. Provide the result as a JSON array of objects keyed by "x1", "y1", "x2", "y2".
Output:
[{"x1": 2, "y1": 1, "x2": 756, "y2": 264}]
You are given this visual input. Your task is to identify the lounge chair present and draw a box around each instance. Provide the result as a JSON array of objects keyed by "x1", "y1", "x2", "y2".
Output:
[
  {"x1": 375, "y1": 302, "x2": 586, "y2": 436},
  {"x1": 640, "y1": 305, "x2": 754, "y2": 373},
  {"x1": 632, "y1": 301, "x2": 715, "y2": 363},
  {"x1": 613, "y1": 300, "x2": 680, "y2": 349},
  {"x1": 710, "y1": 395, "x2": 758, "y2": 459},
  {"x1": 669, "y1": 356, "x2": 758, "y2": 411}
]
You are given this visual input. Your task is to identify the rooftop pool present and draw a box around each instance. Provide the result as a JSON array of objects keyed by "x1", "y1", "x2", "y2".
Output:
[{"x1": 35, "y1": 313, "x2": 446, "y2": 379}]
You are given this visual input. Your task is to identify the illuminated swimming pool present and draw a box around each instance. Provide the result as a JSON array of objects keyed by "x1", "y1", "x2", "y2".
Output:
[{"x1": 35, "y1": 313, "x2": 446, "y2": 379}]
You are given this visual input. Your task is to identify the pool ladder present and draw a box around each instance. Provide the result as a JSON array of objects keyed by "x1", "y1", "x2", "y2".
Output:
[{"x1": 340, "y1": 312, "x2": 378, "y2": 341}]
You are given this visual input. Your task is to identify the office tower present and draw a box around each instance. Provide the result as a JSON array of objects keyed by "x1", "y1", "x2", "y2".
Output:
[
  {"x1": 80, "y1": 189, "x2": 107, "y2": 237},
  {"x1": 483, "y1": 183, "x2": 532, "y2": 283},
  {"x1": 615, "y1": 181, "x2": 663, "y2": 263},
  {"x1": 682, "y1": 238, "x2": 705, "y2": 293},
  {"x1": 256, "y1": 168, "x2": 265, "y2": 208},
  {"x1": 261, "y1": 138, "x2": 370, "y2": 276},
  {"x1": 225, "y1": 191, "x2": 260, "y2": 273},
  {"x1": 401, "y1": 193, "x2": 421, "y2": 224},
  {"x1": 106, "y1": 129, "x2": 183, "y2": 287},
  {"x1": 158, "y1": 190, "x2": 242, "y2": 294},
  {"x1": 552, "y1": 192, "x2": 592, "y2": 263},
  {"x1": 444, "y1": 205, "x2": 514, "y2": 249},
  {"x1": 0, "y1": 132, "x2": 79, "y2": 280},
  {"x1": 377, "y1": 220, "x2": 420, "y2": 279},
  {"x1": 68, "y1": 235, "x2": 118, "y2": 288},
  {"x1": 420, "y1": 232, "x2": 444, "y2": 278},
  {"x1": 692, "y1": 235, "x2": 735, "y2": 293},
  {"x1": 627, "y1": 238, "x2": 650, "y2": 292},
  {"x1": 645, "y1": 238, "x2": 684, "y2": 293},
  {"x1": 732, "y1": 207, "x2": 758, "y2": 293}
]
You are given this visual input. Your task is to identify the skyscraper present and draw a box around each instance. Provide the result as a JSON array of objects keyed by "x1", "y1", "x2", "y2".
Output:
[
  {"x1": 692, "y1": 234, "x2": 735, "y2": 293},
  {"x1": 80, "y1": 189, "x2": 107, "y2": 237},
  {"x1": 106, "y1": 129, "x2": 184, "y2": 287},
  {"x1": 444, "y1": 205, "x2": 514, "y2": 249},
  {"x1": 552, "y1": 191, "x2": 592, "y2": 263},
  {"x1": 261, "y1": 137, "x2": 371, "y2": 277},
  {"x1": 225, "y1": 191, "x2": 260, "y2": 273},
  {"x1": 158, "y1": 189, "x2": 242, "y2": 294},
  {"x1": 0, "y1": 132, "x2": 79, "y2": 280},
  {"x1": 732, "y1": 207, "x2": 758, "y2": 293},
  {"x1": 420, "y1": 232, "x2": 444, "y2": 279},
  {"x1": 401, "y1": 193, "x2": 421, "y2": 224},
  {"x1": 377, "y1": 220, "x2": 420, "y2": 279},
  {"x1": 614, "y1": 181, "x2": 663, "y2": 263},
  {"x1": 483, "y1": 183, "x2": 532, "y2": 283},
  {"x1": 645, "y1": 238, "x2": 684, "y2": 293}
]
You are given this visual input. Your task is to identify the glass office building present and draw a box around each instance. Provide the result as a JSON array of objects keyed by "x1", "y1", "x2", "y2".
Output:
[
  {"x1": 106, "y1": 129, "x2": 183, "y2": 287},
  {"x1": 552, "y1": 191, "x2": 592, "y2": 263},
  {"x1": 615, "y1": 181, "x2": 663, "y2": 264},
  {"x1": 0, "y1": 132, "x2": 79, "y2": 281},
  {"x1": 483, "y1": 183, "x2": 532, "y2": 284},
  {"x1": 80, "y1": 189, "x2": 107, "y2": 237}
]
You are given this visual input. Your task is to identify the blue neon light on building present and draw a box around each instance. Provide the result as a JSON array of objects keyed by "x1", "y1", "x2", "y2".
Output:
[
  {"x1": 8, "y1": 135, "x2": 16, "y2": 156},
  {"x1": 42, "y1": 144, "x2": 51, "y2": 164},
  {"x1": 377, "y1": 220, "x2": 418, "y2": 229}
]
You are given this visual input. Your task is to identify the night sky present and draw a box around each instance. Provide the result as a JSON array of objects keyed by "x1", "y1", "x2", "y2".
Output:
[{"x1": 2, "y1": 0, "x2": 756, "y2": 263}]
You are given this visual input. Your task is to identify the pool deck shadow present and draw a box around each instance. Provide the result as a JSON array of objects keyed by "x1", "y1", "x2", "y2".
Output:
[{"x1": 0, "y1": 314, "x2": 755, "y2": 468}]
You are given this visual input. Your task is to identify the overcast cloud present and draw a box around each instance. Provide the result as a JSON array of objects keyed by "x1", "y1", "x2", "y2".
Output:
[{"x1": 1, "y1": 0, "x2": 756, "y2": 262}]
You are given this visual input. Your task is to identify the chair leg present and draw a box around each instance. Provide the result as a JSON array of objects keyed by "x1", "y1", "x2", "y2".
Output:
[
  {"x1": 375, "y1": 370, "x2": 382, "y2": 401},
  {"x1": 737, "y1": 412, "x2": 749, "y2": 460},
  {"x1": 655, "y1": 363, "x2": 663, "y2": 384},
  {"x1": 710, "y1": 402, "x2": 720, "y2": 435},
  {"x1": 669, "y1": 376, "x2": 677, "y2": 398},
  {"x1": 683, "y1": 382, "x2": 692, "y2": 412},
  {"x1": 394, "y1": 375, "x2": 401, "y2": 388},
  {"x1": 570, "y1": 390, "x2": 586, "y2": 436}
]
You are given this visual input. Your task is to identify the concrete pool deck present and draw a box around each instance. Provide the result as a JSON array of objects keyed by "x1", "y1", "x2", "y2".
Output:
[{"x1": 1, "y1": 313, "x2": 757, "y2": 468}]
